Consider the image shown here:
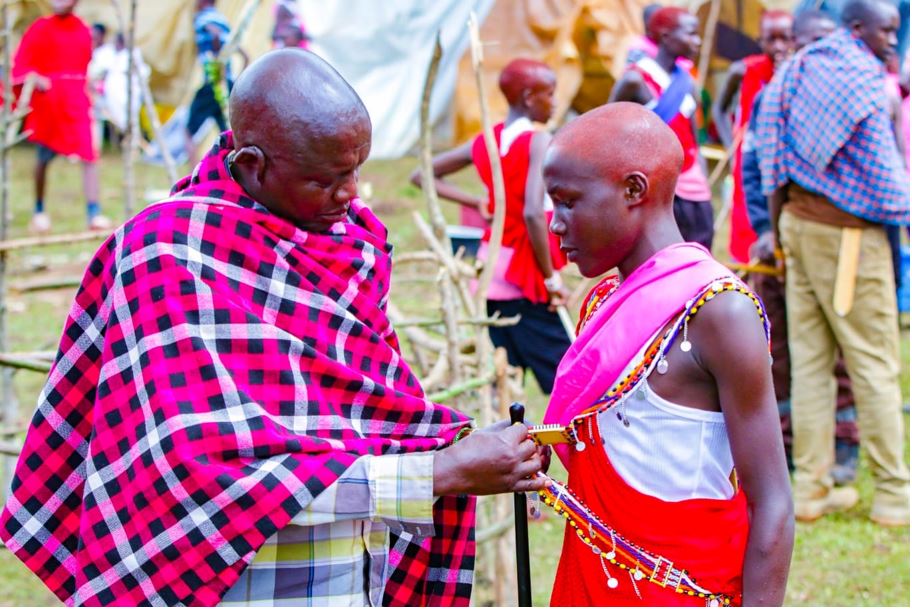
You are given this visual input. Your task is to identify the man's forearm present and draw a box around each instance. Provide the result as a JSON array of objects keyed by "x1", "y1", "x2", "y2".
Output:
[
  {"x1": 525, "y1": 214, "x2": 555, "y2": 279},
  {"x1": 767, "y1": 187, "x2": 786, "y2": 245},
  {"x1": 741, "y1": 499, "x2": 794, "y2": 606}
]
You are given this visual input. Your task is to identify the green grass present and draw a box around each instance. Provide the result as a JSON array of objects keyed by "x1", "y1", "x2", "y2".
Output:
[{"x1": 0, "y1": 145, "x2": 909, "y2": 606}]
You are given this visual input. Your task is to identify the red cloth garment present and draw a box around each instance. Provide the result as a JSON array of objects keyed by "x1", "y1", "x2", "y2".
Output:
[
  {"x1": 471, "y1": 123, "x2": 565, "y2": 304},
  {"x1": 0, "y1": 134, "x2": 474, "y2": 606},
  {"x1": 550, "y1": 415, "x2": 749, "y2": 606},
  {"x1": 729, "y1": 55, "x2": 775, "y2": 263},
  {"x1": 13, "y1": 14, "x2": 97, "y2": 161}
]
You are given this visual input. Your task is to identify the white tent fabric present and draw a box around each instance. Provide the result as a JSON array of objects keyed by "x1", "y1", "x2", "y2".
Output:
[{"x1": 298, "y1": 0, "x2": 494, "y2": 158}]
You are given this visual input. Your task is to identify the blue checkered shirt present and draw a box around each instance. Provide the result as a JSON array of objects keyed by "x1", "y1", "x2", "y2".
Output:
[
  {"x1": 756, "y1": 28, "x2": 909, "y2": 225},
  {"x1": 219, "y1": 452, "x2": 436, "y2": 607}
]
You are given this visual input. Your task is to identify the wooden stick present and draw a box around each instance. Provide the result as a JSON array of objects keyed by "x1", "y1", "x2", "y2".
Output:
[
  {"x1": 468, "y1": 12, "x2": 507, "y2": 313},
  {"x1": 438, "y1": 270, "x2": 462, "y2": 385},
  {"x1": 2, "y1": 76, "x2": 34, "y2": 153},
  {"x1": 394, "y1": 314, "x2": 520, "y2": 329},
  {"x1": 696, "y1": 0, "x2": 722, "y2": 93},
  {"x1": 9, "y1": 276, "x2": 82, "y2": 293},
  {"x1": 412, "y1": 211, "x2": 477, "y2": 315},
  {"x1": 556, "y1": 305, "x2": 576, "y2": 340},
  {"x1": 0, "y1": 230, "x2": 110, "y2": 253},
  {"x1": 724, "y1": 260, "x2": 782, "y2": 278},
  {"x1": 0, "y1": 355, "x2": 51, "y2": 373},
  {"x1": 0, "y1": 0, "x2": 16, "y2": 497},
  {"x1": 219, "y1": 0, "x2": 262, "y2": 62},
  {"x1": 418, "y1": 34, "x2": 452, "y2": 248},
  {"x1": 137, "y1": 66, "x2": 177, "y2": 185},
  {"x1": 467, "y1": 31, "x2": 503, "y2": 578},
  {"x1": 707, "y1": 126, "x2": 744, "y2": 190},
  {"x1": 0, "y1": 351, "x2": 55, "y2": 361},
  {"x1": 107, "y1": 0, "x2": 176, "y2": 185},
  {"x1": 123, "y1": 0, "x2": 139, "y2": 217},
  {"x1": 419, "y1": 350, "x2": 449, "y2": 390},
  {"x1": 0, "y1": 439, "x2": 21, "y2": 457},
  {"x1": 476, "y1": 515, "x2": 513, "y2": 544},
  {"x1": 426, "y1": 372, "x2": 494, "y2": 402}
]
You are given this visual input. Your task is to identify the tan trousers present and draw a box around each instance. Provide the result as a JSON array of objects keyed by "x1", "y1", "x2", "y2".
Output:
[{"x1": 780, "y1": 210, "x2": 909, "y2": 508}]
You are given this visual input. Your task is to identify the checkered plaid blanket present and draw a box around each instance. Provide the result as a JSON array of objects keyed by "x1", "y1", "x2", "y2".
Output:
[
  {"x1": 756, "y1": 28, "x2": 908, "y2": 224},
  {"x1": 0, "y1": 134, "x2": 475, "y2": 606}
]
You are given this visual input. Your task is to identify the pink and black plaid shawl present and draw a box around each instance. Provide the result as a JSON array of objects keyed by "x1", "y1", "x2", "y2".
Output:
[{"x1": 0, "y1": 134, "x2": 475, "y2": 606}]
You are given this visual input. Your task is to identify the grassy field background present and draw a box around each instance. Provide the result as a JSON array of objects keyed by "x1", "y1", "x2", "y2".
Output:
[{"x1": 0, "y1": 144, "x2": 908, "y2": 606}]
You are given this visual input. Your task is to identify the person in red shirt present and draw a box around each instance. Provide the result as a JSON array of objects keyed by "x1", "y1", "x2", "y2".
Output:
[
  {"x1": 13, "y1": 0, "x2": 110, "y2": 233},
  {"x1": 411, "y1": 59, "x2": 571, "y2": 394},
  {"x1": 610, "y1": 7, "x2": 714, "y2": 252},
  {"x1": 712, "y1": 10, "x2": 794, "y2": 264}
]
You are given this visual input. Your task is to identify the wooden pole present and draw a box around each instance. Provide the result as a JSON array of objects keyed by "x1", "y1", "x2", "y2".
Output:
[
  {"x1": 108, "y1": 0, "x2": 176, "y2": 185},
  {"x1": 122, "y1": 0, "x2": 138, "y2": 217},
  {"x1": 468, "y1": 12, "x2": 506, "y2": 313},
  {"x1": 696, "y1": 0, "x2": 722, "y2": 92},
  {"x1": 0, "y1": 229, "x2": 110, "y2": 253},
  {"x1": 418, "y1": 34, "x2": 452, "y2": 249},
  {"x1": 0, "y1": 0, "x2": 16, "y2": 499},
  {"x1": 467, "y1": 14, "x2": 517, "y2": 605},
  {"x1": 216, "y1": 0, "x2": 264, "y2": 129}
]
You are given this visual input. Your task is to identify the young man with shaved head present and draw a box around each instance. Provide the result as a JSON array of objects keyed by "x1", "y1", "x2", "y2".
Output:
[
  {"x1": 0, "y1": 50, "x2": 548, "y2": 606},
  {"x1": 610, "y1": 7, "x2": 714, "y2": 252},
  {"x1": 538, "y1": 102, "x2": 793, "y2": 606},
  {"x1": 413, "y1": 58, "x2": 571, "y2": 395},
  {"x1": 756, "y1": 0, "x2": 910, "y2": 526},
  {"x1": 712, "y1": 10, "x2": 794, "y2": 264}
]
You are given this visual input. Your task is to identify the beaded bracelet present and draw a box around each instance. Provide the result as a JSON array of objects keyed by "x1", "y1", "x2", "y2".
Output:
[{"x1": 451, "y1": 426, "x2": 474, "y2": 445}]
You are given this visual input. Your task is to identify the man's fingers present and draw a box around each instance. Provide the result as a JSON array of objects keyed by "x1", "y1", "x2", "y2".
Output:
[
  {"x1": 514, "y1": 454, "x2": 542, "y2": 479},
  {"x1": 516, "y1": 437, "x2": 537, "y2": 460},
  {"x1": 502, "y1": 420, "x2": 530, "y2": 443},
  {"x1": 511, "y1": 473, "x2": 549, "y2": 493}
]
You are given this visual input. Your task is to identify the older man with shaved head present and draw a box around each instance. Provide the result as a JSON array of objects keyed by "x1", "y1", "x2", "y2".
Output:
[
  {"x1": 757, "y1": 0, "x2": 910, "y2": 527},
  {"x1": 0, "y1": 50, "x2": 548, "y2": 607},
  {"x1": 537, "y1": 102, "x2": 793, "y2": 606}
]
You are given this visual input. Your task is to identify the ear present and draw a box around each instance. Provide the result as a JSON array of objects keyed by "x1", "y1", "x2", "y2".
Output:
[
  {"x1": 849, "y1": 19, "x2": 864, "y2": 38},
  {"x1": 229, "y1": 145, "x2": 267, "y2": 190},
  {"x1": 622, "y1": 172, "x2": 648, "y2": 207},
  {"x1": 521, "y1": 87, "x2": 534, "y2": 108}
]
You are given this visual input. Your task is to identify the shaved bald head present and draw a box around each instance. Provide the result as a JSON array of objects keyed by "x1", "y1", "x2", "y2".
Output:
[
  {"x1": 227, "y1": 50, "x2": 372, "y2": 232},
  {"x1": 544, "y1": 103, "x2": 685, "y2": 278},
  {"x1": 499, "y1": 58, "x2": 553, "y2": 105},
  {"x1": 230, "y1": 49, "x2": 369, "y2": 156},
  {"x1": 552, "y1": 102, "x2": 683, "y2": 205}
]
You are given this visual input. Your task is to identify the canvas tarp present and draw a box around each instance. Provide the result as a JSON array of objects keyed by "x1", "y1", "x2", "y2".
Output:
[
  {"x1": 452, "y1": 0, "x2": 654, "y2": 144},
  {"x1": 298, "y1": 0, "x2": 495, "y2": 158}
]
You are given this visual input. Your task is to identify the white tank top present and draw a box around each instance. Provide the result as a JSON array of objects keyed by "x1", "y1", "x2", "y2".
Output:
[{"x1": 597, "y1": 380, "x2": 735, "y2": 502}]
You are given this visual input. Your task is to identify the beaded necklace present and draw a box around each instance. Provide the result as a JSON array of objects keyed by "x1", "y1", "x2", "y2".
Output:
[
  {"x1": 576, "y1": 274, "x2": 620, "y2": 335},
  {"x1": 534, "y1": 278, "x2": 771, "y2": 606}
]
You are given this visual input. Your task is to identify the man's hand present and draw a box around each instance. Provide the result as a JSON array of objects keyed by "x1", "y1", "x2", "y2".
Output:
[
  {"x1": 433, "y1": 421, "x2": 548, "y2": 496},
  {"x1": 30, "y1": 72, "x2": 51, "y2": 92},
  {"x1": 476, "y1": 196, "x2": 492, "y2": 222},
  {"x1": 750, "y1": 231, "x2": 776, "y2": 263},
  {"x1": 547, "y1": 285, "x2": 570, "y2": 311}
]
